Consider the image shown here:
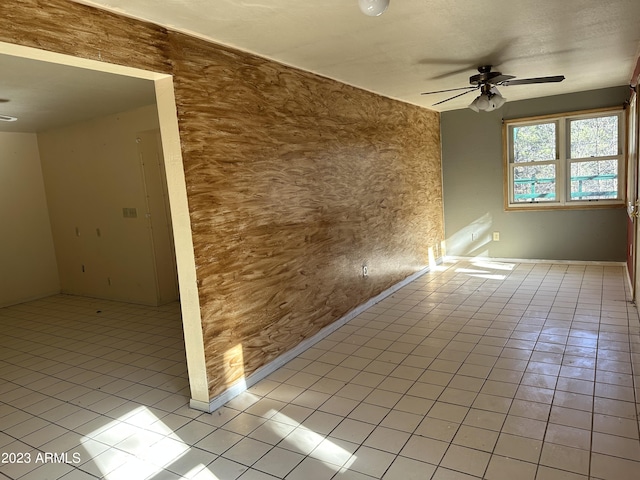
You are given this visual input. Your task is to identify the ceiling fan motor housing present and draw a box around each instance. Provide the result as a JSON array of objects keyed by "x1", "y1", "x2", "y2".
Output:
[{"x1": 469, "y1": 66, "x2": 502, "y2": 86}]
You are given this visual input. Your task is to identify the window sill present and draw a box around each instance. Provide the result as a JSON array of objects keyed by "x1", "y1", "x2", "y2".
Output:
[{"x1": 505, "y1": 201, "x2": 625, "y2": 212}]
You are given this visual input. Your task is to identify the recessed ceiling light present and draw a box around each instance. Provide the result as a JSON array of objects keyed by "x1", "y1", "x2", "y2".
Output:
[{"x1": 0, "y1": 114, "x2": 17, "y2": 122}]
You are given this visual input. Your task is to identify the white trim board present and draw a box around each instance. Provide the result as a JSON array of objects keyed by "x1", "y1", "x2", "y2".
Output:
[
  {"x1": 192, "y1": 261, "x2": 437, "y2": 413},
  {"x1": 446, "y1": 256, "x2": 626, "y2": 267}
]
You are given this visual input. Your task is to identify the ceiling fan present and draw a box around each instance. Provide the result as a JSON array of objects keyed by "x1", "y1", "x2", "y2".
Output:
[{"x1": 421, "y1": 65, "x2": 565, "y2": 112}]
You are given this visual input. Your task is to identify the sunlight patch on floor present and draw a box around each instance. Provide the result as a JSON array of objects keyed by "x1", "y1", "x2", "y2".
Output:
[
  {"x1": 81, "y1": 406, "x2": 214, "y2": 479},
  {"x1": 471, "y1": 259, "x2": 515, "y2": 271},
  {"x1": 268, "y1": 410, "x2": 357, "y2": 470}
]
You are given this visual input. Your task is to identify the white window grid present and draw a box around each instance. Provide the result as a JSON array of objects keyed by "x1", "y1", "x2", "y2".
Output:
[{"x1": 505, "y1": 109, "x2": 625, "y2": 210}]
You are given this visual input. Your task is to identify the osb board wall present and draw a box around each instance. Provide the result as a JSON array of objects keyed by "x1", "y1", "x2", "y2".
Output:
[{"x1": 1, "y1": 0, "x2": 444, "y2": 399}]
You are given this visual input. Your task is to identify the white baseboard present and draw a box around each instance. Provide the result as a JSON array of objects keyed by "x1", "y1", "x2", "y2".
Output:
[
  {"x1": 0, "y1": 289, "x2": 62, "y2": 309},
  {"x1": 193, "y1": 262, "x2": 436, "y2": 413},
  {"x1": 446, "y1": 255, "x2": 626, "y2": 267}
]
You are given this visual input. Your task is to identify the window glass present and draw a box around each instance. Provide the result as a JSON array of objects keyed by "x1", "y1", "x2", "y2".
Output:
[
  {"x1": 505, "y1": 109, "x2": 624, "y2": 209},
  {"x1": 513, "y1": 164, "x2": 556, "y2": 202},
  {"x1": 570, "y1": 159, "x2": 618, "y2": 200},
  {"x1": 570, "y1": 116, "x2": 618, "y2": 158},
  {"x1": 513, "y1": 123, "x2": 556, "y2": 163}
]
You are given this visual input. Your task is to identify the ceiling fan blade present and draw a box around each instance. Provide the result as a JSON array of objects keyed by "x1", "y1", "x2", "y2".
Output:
[
  {"x1": 432, "y1": 88, "x2": 477, "y2": 106},
  {"x1": 421, "y1": 86, "x2": 476, "y2": 95},
  {"x1": 489, "y1": 74, "x2": 515, "y2": 84},
  {"x1": 500, "y1": 75, "x2": 565, "y2": 86}
]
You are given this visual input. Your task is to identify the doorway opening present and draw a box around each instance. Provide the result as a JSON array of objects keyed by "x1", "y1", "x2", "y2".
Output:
[{"x1": 0, "y1": 41, "x2": 208, "y2": 406}]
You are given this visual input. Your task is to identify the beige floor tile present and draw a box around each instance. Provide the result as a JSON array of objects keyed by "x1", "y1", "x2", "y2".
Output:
[
  {"x1": 484, "y1": 455, "x2": 537, "y2": 480},
  {"x1": 312, "y1": 395, "x2": 355, "y2": 416},
  {"x1": 471, "y1": 393, "x2": 512, "y2": 413},
  {"x1": 590, "y1": 452, "x2": 640, "y2": 480},
  {"x1": 253, "y1": 446, "x2": 305, "y2": 478},
  {"x1": 480, "y1": 380, "x2": 519, "y2": 398},
  {"x1": 347, "y1": 403, "x2": 390, "y2": 425},
  {"x1": 593, "y1": 413, "x2": 640, "y2": 439},
  {"x1": 362, "y1": 388, "x2": 403, "y2": 409},
  {"x1": 379, "y1": 409, "x2": 423, "y2": 432},
  {"x1": 555, "y1": 377, "x2": 594, "y2": 395},
  {"x1": 452, "y1": 424, "x2": 499, "y2": 452},
  {"x1": 308, "y1": 436, "x2": 358, "y2": 468},
  {"x1": 347, "y1": 446, "x2": 395, "y2": 477},
  {"x1": 514, "y1": 385, "x2": 555, "y2": 404},
  {"x1": 414, "y1": 416, "x2": 460, "y2": 442},
  {"x1": 548, "y1": 405, "x2": 592, "y2": 430},
  {"x1": 439, "y1": 444, "x2": 491, "y2": 477},
  {"x1": 405, "y1": 381, "x2": 445, "y2": 400},
  {"x1": 430, "y1": 466, "x2": 480, "y2": 480},
  {"x1": 552, "y1": 391, "x2": 593, "y2": 412},
  {"x1": 399, "y1": 435, "x2": 449, "y2": 465},
  {"x1": 592, "y1": 432, "x2": 640, "y2": 461},
  {"x1": 539, "y1": 442, "x2": 590, "y2": 475},
  {"x1": 494, "y1": 432, "x2": 542, "y2": 463},
  {"x1": 501, "y1": 415, "x2": 547, "y2": 440},
  {"x1": 438, "y1": 387, "x2": 477, "y2": 407},
  {"x1": 462, "y1": 408, "x2": 506, "y2": 432},
  {"x1": 330, "y1": 419, "x2": 376, "y2": 444},
  {"x1": 382, "y1": 456, "x2": 437, "y2": 480},
  {"x1": 223, "y1": 437, "x2": 273, "y2": 467},
  {"x1": 457, "y1": 363, "x2": 492, "y2": 378},
  {"x1": 196, "y1": 429, "x2": 243, "y2": 455},
  {"x1": 285, "y1": 456, "x2": 339, "y2": 480},
  {"x1": 535, "y1": 465, "x2": 588, "y2": 480},
  {"x1": 487, "y1": 368, "x2": 524, "y2": 384},
  {"x1": 508, "y1": 399, "x2": 551, "y2": 421},
  {"x1": 393, "y1": 395, "x2": 434, "y2": 415},
  {"x1": 363, "y1": 425, "x2": 411, "y2": 454},
  {"x1": 544, "y1": 424, "x2": 591, "y2": 451},
  {"x1": 593, "y1": 397, "x2": 637, "y2": 419},
  {"x1": 594, "y1": 382, "x2": 635, "y2": 402}
]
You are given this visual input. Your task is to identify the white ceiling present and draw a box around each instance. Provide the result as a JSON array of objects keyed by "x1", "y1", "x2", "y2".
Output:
[
  {"x1": 2, "y1": 0, "x2": 640, "y2": 134},
  {"x1": 72, "y1": 0, "x2": 640, "y2": 112},
  {"x1": 0, "y1": 54, "x2": 155, "y2": 133}
]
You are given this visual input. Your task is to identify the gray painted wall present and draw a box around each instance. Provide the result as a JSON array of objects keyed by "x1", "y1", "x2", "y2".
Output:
[{"x1": 441, "y1": 86, "x2": 629, "y2": 262}]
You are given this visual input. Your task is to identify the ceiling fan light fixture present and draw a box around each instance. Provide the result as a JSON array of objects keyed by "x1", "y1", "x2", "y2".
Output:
[
  {"x1": 468, "y1": 88, "x2": 506, "y2": 112},
  {"x1": 358, "y1": 0, "x2": 389, "y2": 16},
  {"x1": 490, "y1": 88, "x2": 507, "y2": 109},
  {"x1": 468, "y1": 99, "x2": 480, "y2": 112},
  {"x1": 477, "y1": 94, "x2": 491, "y2": 110}
]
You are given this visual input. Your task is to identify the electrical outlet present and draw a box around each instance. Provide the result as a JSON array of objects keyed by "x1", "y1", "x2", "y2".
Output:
[
  {"x1": 493, "y1": 232, "x2": 500, "y2": 241},
  {"x1": 362, "y1": 265, "x2": 369, "y2": 277}
]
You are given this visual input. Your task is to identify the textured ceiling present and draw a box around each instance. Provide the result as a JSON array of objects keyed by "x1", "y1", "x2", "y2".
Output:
[
  {"x1": 2, "y1": 0, "x2": 640, "y2": 134},
  {"x1": 0, "y1": 54, "x2": 155, "y2": 133},
  {"x1": 72, "y1": 0, "x2": 640, "y2": 112}
]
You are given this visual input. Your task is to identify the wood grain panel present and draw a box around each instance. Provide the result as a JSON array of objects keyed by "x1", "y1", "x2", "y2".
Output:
[
  {"x1": 0, "y1": 0, "x2": 171, "y2": 73},
  {"x1": 1, "y1": 0, "x2": 444, "y2": 399}
]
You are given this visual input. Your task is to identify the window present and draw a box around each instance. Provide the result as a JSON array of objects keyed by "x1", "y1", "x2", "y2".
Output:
[{"x1": 504, "y1": 108, "x2": 625, "y2": 209}]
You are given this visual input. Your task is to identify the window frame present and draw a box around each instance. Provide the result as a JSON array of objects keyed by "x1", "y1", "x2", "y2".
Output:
[{"x1": 503, "y1": 107, "x2": 626, "y2": 211}]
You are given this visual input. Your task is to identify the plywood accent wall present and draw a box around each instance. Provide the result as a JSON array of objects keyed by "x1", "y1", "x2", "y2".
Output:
[{"x1": 2, "y1": 0, "x2": 444, "y2": 399}]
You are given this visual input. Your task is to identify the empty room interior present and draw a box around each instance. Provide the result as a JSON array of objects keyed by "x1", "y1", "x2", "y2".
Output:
[{"x1": 1, "y1": 1, "x2": 640, "y2": 479}]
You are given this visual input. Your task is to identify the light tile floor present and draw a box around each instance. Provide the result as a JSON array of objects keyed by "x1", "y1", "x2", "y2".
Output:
[{"x1": 1, "y1": 259, "x2": 639, "y2": 479}]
